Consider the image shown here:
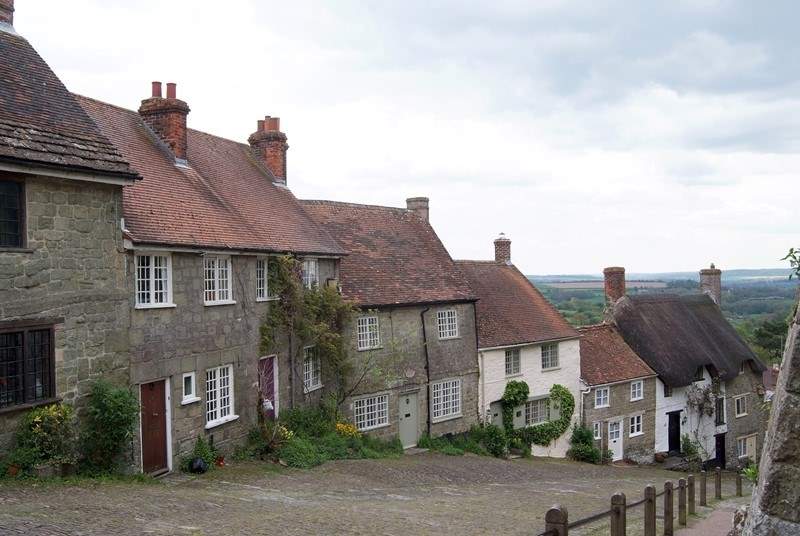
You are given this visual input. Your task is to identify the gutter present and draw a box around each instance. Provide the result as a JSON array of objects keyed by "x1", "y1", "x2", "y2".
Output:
[{"x1": 420, "y1": 306, "x2": 432, "y2": 437}]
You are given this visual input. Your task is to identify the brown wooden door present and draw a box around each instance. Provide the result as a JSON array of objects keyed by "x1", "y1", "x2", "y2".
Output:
[{"x1": 140, "y1": 380, "x2": 168, "y2": 474}]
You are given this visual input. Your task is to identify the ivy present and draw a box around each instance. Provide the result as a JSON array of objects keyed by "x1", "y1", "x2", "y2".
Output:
[
  {"x1": 515, "y1": 384, "x2": 575, "y2": 447},
  {"x1": 500, "y1": 380, "x2": 529, "y2": 434}
]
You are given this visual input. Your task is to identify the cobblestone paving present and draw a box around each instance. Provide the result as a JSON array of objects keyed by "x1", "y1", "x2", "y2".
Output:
[{"x1": 0, "y1": 454, "x2": 734, "y2": 535}]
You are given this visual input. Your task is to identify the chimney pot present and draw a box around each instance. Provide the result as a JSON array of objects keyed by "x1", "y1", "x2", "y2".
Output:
[
  {"x1": 406, "y1": 197, "x2": 430, "y2": 222},
  {"x1": 700, "y1": 263, "x2": 722, "y2": 305},
  {"x1": 603, "y1": 266, "x2": 626, "y2": 304},
  {"x1": 151, "y1": 81, "x2": 162, "y2": 98},
  {"x1": 138, "y1": 81, "x2": 190, "y2": 162},
  {"x1": 166, "y1": 82, "x2": 177, "y2": 99},
  {"x1": 248, "y1": 116, "x2": 289, "y2": 183},
  {"x1": 494, "y1": 233, "x2": 511, "y2": 263},
  {"x1": 0, "y1": 0, "x2": 14, "y2": 26},
  {"x1": 257, "y1": 119, "x2": 265, "y2": 132}
]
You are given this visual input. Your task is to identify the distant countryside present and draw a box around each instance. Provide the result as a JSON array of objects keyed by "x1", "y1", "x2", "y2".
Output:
[{"x1": 532, "y1": 268, "x2": 799, "y2": 364}]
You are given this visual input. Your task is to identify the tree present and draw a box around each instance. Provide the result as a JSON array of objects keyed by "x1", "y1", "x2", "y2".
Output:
[
  {"x1": 753, "y1": 318, "x2": 789, "y2": 362},
  {"x1": 783, "y1": 247, "x2": 800, "y2": 279}
]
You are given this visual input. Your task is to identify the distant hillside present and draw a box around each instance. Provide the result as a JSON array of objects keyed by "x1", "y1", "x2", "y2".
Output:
[{"x1": 530, "y1": 268, "x2": 792, "y2": 284}]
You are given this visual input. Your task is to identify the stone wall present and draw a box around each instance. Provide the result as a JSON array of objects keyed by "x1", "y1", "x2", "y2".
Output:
[
  {"x1": 0, "y1": 173, "x2": 130, "y2": 450},
  {"x1": 723, "y1": 366, "x2": 767, "y2": 470},
  {"x1": 582, "y1": 376, "x2": 657, "y2": 463}
]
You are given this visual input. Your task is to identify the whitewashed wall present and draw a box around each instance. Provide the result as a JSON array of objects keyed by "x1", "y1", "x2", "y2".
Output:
[
  {"x1": 654, "y1": 368, "x2": 727, "y2": 458},
  {"x1": 479, "y1": 338, "x2": 581, "y2": 458}
]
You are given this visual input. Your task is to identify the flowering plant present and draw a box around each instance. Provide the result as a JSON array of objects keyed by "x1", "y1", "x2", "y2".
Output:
[{"x1": 335, "y1": 422, "x2": 360, "y2": 438}]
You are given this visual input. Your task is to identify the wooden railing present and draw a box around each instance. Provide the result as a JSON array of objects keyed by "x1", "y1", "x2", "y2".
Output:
[{"x1": 537, "y1": 467, "x2": 743, "y2": 536}]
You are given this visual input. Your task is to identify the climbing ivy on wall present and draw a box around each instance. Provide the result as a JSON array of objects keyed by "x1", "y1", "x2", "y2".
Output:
[
  {"x1": 510, "y1": 384, "x2": 575, "y2": 447},
  {"x1": 500, "y1": 380, "x2": 530, "y2": 433}
]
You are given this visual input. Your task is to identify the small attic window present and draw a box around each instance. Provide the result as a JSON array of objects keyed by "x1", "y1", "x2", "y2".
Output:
[
  {"x1": 693, "y1": 367, "x2": 705, "y2": 382},
  {"x1": 739, "y1": 361, "x2": 748, "y2": 375}
]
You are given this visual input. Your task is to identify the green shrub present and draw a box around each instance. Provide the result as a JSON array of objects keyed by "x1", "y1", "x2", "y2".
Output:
[
  {"x1": 743, "y1": 463, "x2": 758, "y2": 484},
  {"x1": 438, "y1": 444, "x2": 465, "y2": 456},
  {"x1": 317, "y1": 433, "x2": 351, "y2": 460},
  {"x1": 2, "y1": 445, "x2": 42, "y2": 476},
  {"x1": 81, "y1": 381, "x2": 139, "y2": 474},
  {"x1": 278, "y1": 436, "x2": 323, "y2": 468},
  {"x1": 15, "y1": 403, "x2": 77, "y2": 468},
  {"x1": 279, "y1": 407, "x2": 335, "y2": 438},
  {"x1": 567, "y1": 443, "x2": 601, "y2": 464},
  {"x1": 179, "y1": 435, "x2": 218, "y2": 473},
  {"x1": 483, "y1": 424, "x2": 507, "y2": 458},
  {"x1": 570, "y1": 425, "x2": 594, "y2": 447}
]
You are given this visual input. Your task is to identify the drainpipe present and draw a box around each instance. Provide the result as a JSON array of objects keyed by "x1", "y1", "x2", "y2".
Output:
[
  {"x1": 420, "y1": 307, "x2": 431, "y2": 437},
  {"x1": 479, "y1": 351, "x2": 486, "y2": 423},
  {"x1": 579, "y1": 379, "x2": 592, "y2": 426}
]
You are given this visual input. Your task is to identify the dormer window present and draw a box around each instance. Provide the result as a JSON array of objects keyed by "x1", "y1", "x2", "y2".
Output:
[{"x1": 693, "y1": 367, "x2": 705, "y2": 382}]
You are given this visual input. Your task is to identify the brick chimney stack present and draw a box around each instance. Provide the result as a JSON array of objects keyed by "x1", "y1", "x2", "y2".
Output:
[
  {"x1": 138, "y1": 81, "x2": 191, "y2": 162},
  {"x1": 494, "y1": 233, "x2": 511, "y2": 263},
  {"x1": 406, "y1": 197, "x2": 429, "y2": 222},
  {"x1": 248, "y1": 116, "x2": 288, "y2": 183},
  {"x1": 604, "y1": 266, "x2": 626, "y2": 304},
  {"x1": 700, "y1": 263, "x2": 722, "y2": 305},
  {"x1": 0, "y1": 0, "x2": 14, "y2": 25}
]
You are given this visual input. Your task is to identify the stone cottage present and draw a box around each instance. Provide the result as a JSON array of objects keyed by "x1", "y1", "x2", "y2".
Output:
[
  {"x1": 77, "y1": 85, "x2": 346, "y2": 474},
  {"x1": 0, "y1": 3, "x2": 140, "y2": 448},
  {"x1": 455, "y1": 235, "x2": 580, "y2": 457},
  {"x1": 605, "y1": 265, "x2": 768, "y2": 469},
  {"x1": 301, "y1": 198, "x2": 480, "y2": 448},
  {"x1": 578, "y1": 324, "x2": 657, "y2": 463}
]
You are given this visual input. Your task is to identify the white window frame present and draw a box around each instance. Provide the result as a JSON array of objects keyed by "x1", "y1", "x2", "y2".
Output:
[
  {"x1": 737, "y1": 434, "x2": 756, "y2": 459},
  {"x1": 181, "y1": 372, "x2": 200, "y2": 405},
  {"x1": 255, "y1": 257, "x2": 276, "y2": 301},
  {"x1": 525, "y1": 397, "x2": 549, "y2": 426},
  {"x1": 134, "y1": 253, "x2": 174, "y2": 309},
  {"x1": 593, "y1": 421, "x2": 602, "y2": 440},
  {"x1": 734, "y1": 394, "x2": 748, "y2": 417},
  {"x1": 356, "y1": 315, "x2": 381, "y2": 351},
  {"x1": 205, "y1": 364, "x2": 237, "y2": 428},
  {"x1": 630, "y1": 380, "x2": 644, "y2": 401},
  {"x1": 595, "y1": 387, "x2": 610, "y2": 408},
  {"x1": 541, "y1": 343, "x2": 559, "y2": 370},
  {"x1": 505, "y1": 348, "x2": 521, "y2": 376},
  {"x1": 203, "y1": 255, "x2": 234, "y2": 305},
  {"x1": 303, "y1": 346, "x2": 322, "y2": 393},
  {"x1": 629, "y1": 414, "x2": 643, "y2": 437},
  {"x1": 436, "y1": 309, "x2": 459, "y2": 340},
  {"x1": 353, "y1": 393, "x2": 390, "y2": 431},
  {"x1": 302, "y1": 258, "x2": 319, "y2": 289},
  {"x1": 431, "y1": 378, "x2": 462, "y2": 422}
]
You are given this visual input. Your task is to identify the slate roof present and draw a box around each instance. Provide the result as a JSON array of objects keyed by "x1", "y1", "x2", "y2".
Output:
[
  {"x1": 0, "y1": 30, "x2": 137, "y2": 180},
  {"x1": 578, "y1": 324, "x2": 655, "y2": 386},
  {"x1": 76, "y1": 96, "x2": 344, "y2": 255},
  {"x1": 455, "y1": 260, "x2": 578, "y2": 349},
  {"x1": 613, "y1": 293, "x2": 766, "y2": 387},
  {"x1": 300, "y1": 200, "x2": 475, "y2": 307}
]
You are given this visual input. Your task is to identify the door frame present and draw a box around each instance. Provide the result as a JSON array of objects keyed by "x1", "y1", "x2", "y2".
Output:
[
  {"x1": 138, "y1": 377, "x2": 173, "y2": 474},
  {"x1": 258, "y1": 354, "x2": 279, "y2": 417},
  {"x1": 667, "y1": 410, "x2": 682, "y2": 454},
  {"x1": 608, "y1": 419, "x2": 623, "y2": 461}
]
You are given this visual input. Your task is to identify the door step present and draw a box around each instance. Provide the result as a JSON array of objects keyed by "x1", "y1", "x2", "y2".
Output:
[{"x1": 403, "y1": 447, "x2": 429, "y2": 455}]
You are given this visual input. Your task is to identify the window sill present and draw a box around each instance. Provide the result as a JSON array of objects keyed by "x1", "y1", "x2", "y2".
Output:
[
  {"x1": 735, "y1": 413, "x2": 747, "y2": 418},
  {"x1": 432, "y1": 413, "x2": 462, "y2": 424},
  {"x1": 541, "y1": 366, "x2": 561, "y2": 372},
  {"x1": 357, "y1": 346, "x2": 383, "y2": 352},
  {"x1": 630, "y1": 397, "x2": 644, "y2": 402},
  {"x1": 629, "y1": 432, "x2": 644, "y2": 438},
  {"x1": 304, "y1": 384, "x2": 323, "y2": 394},
  {"x1": 0, "y1": 397, "x2": 62, "y2": 416},
  {"x1": 135, "y1": 303, "x2": 177, "y2": 310},
  {"x1": 181, "y1": 396, "x2": 201, "y2": 406},
  {"x1": 438, "y1": 336, "x2": 461, "y2": 341},
  {"x1": 0, "y1": 247, "x2": 34, "y2": 254},
  {"x1": 358, "y1": 422, "x2": 390, "y2": 432},
  {"x1": 205, "y1": 414, "x2": 239, "y2": 430},
  {"x1": 256, "y1": 296, "x2": 279, "y2": 303},
  {"x1": 595, "y1": 404, "x2": 610, "y2": 409},
  {"x1": 204, "y1": 299, "x2": 236, "y2": 307},
  {"x1": 505, "y1": 372, "x2": 524, "y2": 379}
]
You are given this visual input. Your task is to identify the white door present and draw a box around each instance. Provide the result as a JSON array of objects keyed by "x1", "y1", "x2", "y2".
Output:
[
  {"x1": 608, "y1": 420, "x2": 623, "y2": 461},
  {"x1": 399, "y1": 393, "x2": 419, "y2": 448}
]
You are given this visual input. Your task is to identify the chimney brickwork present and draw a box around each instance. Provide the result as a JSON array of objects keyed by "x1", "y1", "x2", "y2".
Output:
[
  {"x1": 138, "y1": 81, "x2": 190, "y2": 162},
  {"x1": 0, "y1": 0, "x2": 13, "y2": 25},
  {"x1": 248, "y1": 116, "x2": 288, "y2": 183},
  {"x1": 406, "y1": 197, "x2": 429, "y2": 222},
  {"x1": 604, "y1": 266, "x2": 626, "y2": 304},
  {"x1": 700, "y1": 263, "x2": 722, "y2": 305},
  {"x1": 494, "y1": 233, "x2": 511, "y2": 263}
]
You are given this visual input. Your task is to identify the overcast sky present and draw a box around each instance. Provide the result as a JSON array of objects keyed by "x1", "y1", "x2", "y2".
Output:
[{"x1": 16, "y1": 1, "x2": 799, "y2": 274}]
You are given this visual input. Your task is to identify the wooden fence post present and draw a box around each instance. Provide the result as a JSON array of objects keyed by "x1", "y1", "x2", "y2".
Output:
[
  {"x1": 611, "y1": 492, "x2": 626, "y2": 536},
  {"x1": 545, "y1": 505, "x2": 569, "y2": 536},
  {"x1": 736, "y1": 473, "x2": 743, "y2": 497},
  {"x1": 664, "y1": 481, "x2": 674, "y2": 536},
  {"x1": 700, "y1": 470, "x2": 707, "y2": 506},
  {"x1": 688, "y1": 474, "x2": 696, "y2": 515},
  {"x1": 715, "y1": 467, "x2": 722, "y2": 500},
  {"x1": 678, "y1": 478, "x2": 687, "y2": 526},
  {"x1": 644, "y1": 485, "x2": 656, "y2": 536}
]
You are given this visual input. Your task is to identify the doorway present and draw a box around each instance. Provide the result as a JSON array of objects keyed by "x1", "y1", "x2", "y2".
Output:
[
  {"x1": 140, "y1": 379, "x2": 170, "y2": 475},
  {"x1": 608, "y1": 420, "x2": 623, "y2": 461},
  {"x1": 399, "y1": 392, "x2": 419, "y2": 448},
  {"x1": 668, "y1": 411, "x2": 682, "y2": 454},
  {"x1": 258, "y1": 355, "x2": 278, "y2": 420},
  {"x1": 715, "y1": 433, "x2": 727, "y2": 469}
]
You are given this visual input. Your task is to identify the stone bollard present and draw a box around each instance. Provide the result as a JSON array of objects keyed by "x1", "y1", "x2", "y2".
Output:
[
  {"x1": 736, "y1": 472, "x2": 743, "y2": 497},
  {"x1": 700, "y1": 470, "x2": 707, "y2": 506},
  {"x1": 611, "y1": 492, "x2": 626, "y2": 536},
  {"x1": 664, "y1": 481, "x2": 674, "y2": 536},
  {"x1": 678, "y1": 478, "x2": 687, "y2": 526},
  {"x1": 688, "y1": 474, "x2": 696, "y2": 515},
  {"x1": 715, "y1": 467, "x2": 722, "y2": 500},
  {"x1": 644, "y1": 485, "x2": 656, "y2": 536},
  {"x1": 545, "y1": 505, "x2": 569, "y2": 536}
]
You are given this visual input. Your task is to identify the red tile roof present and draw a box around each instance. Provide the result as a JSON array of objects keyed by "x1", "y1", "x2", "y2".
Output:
[
  {"x1": 75, "y1": 95, "x2": 343, "y2": 255},
  {"x1": 0, "y1": 31, "x2": 137, "y2": 180},
  {"x1": 578, "y1": 324, "x2": 655, "y2": 386},
  {"x1": 455, "y1": 260, "x2": 578, "y2": 349},
  {"x1": 300, "y1": 200, "x2": 475, "y2": 307}
]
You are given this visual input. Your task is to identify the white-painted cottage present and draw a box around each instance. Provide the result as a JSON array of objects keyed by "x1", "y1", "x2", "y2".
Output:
[{"x1": 456, "y1": 236, "x2": 581, "y2": 457}]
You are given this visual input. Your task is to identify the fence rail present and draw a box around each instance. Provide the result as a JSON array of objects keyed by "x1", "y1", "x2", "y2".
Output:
[{"x1": 536, "y1": 467, "x2": 744, "y2": 536}]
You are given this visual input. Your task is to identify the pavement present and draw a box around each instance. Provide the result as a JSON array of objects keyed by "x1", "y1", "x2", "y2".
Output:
[{"x1": 675, "y1": 497, "x2": 750, "y2": 536}]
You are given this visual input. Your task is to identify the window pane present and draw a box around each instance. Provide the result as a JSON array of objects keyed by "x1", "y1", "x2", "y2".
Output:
[
  {"x1": 256, "y1": 259, "x2": 266, "y2": 299},
  {"x1": 0, "y1": 181, "x2": 22, "y2": 247},
  {"x1": 0, "y1": 331, "x2": 24, "y2": 408},
  {"x1": 136, "y1": 255, "x2": 151, "y2": 305},
  {"x1": 204, "y1": 257, "x2": 217, "y2": 302}
]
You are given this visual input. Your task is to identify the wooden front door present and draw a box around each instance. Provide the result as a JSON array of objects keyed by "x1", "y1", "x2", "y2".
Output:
[
  {"x1": 715, "y1": 433, "x2": 727, "y2": 469},
  {"x1": 258, "y1": 356, "x2": 277, "y2": 420},
  {"x1": 140, "y1": 380, "x2": 168, "y2": 475},
  {"x1": 668, "y1": 411, "x2": 681, "y2": 454}
]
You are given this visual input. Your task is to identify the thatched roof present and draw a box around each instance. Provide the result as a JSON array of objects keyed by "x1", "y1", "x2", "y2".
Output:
[{"x1": 613, "y1": 293, "x2": 765, "y2": 387}]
